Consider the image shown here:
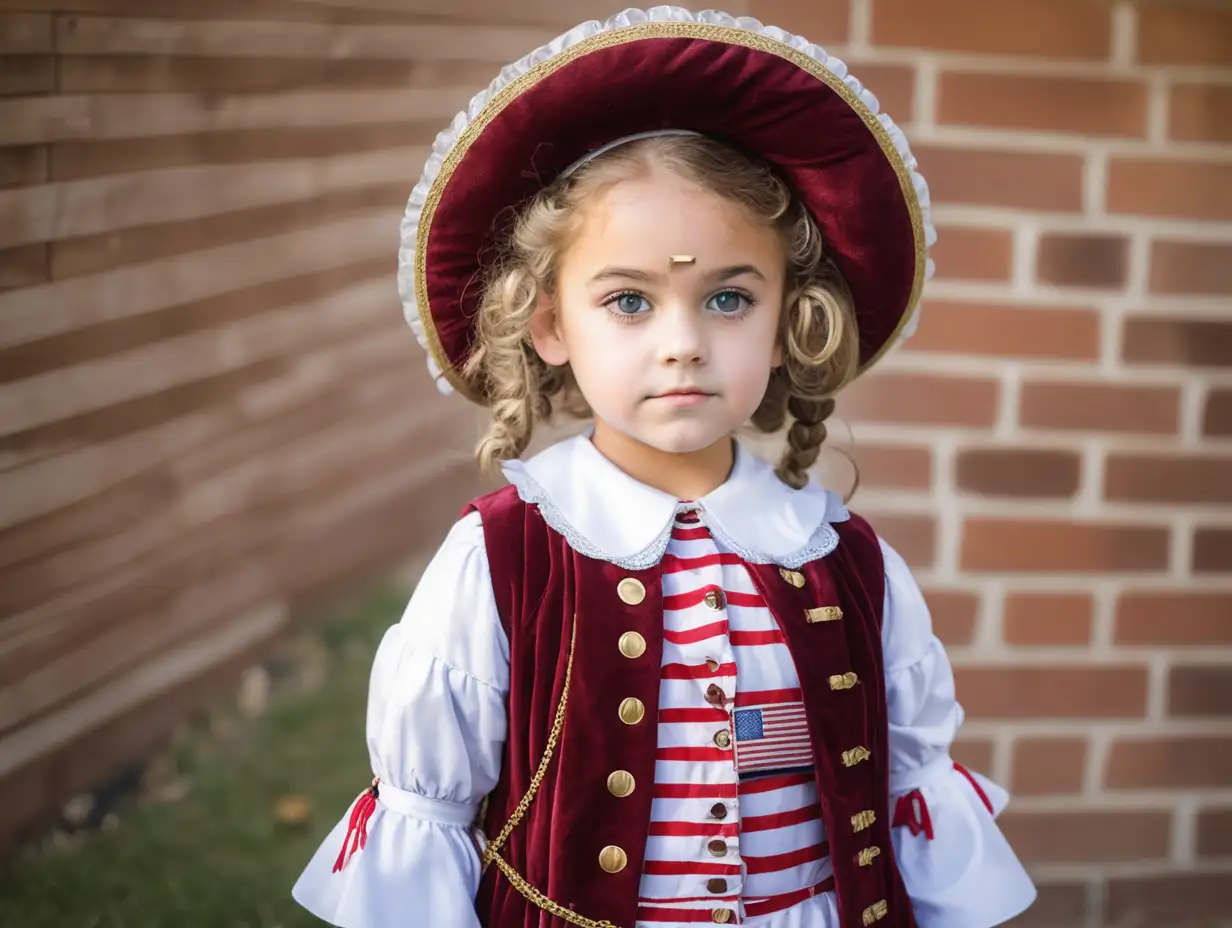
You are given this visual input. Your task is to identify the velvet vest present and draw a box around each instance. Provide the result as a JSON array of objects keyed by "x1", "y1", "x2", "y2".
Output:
[{"x1": 467, "y1": 485, "x2": 917, "y2": 928}]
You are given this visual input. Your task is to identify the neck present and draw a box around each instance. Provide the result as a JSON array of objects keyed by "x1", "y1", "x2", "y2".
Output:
[{"x1": 590, "y1": 420, "x2": 735, "y2": 500}]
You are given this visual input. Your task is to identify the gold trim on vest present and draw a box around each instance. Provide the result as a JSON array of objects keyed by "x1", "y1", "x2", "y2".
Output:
[{"x1": 806, "y1": 606, "x2": 844, "y2": 623}]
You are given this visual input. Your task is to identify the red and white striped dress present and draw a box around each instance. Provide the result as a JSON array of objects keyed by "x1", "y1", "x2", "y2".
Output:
[{"x1": 636, "y1": 507, "x2": 835, "y2": 926}]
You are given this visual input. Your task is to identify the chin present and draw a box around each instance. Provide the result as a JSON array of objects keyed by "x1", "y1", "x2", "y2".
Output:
[{"x1": 632, "y1": 421, "x2": 731, "y2": 455}]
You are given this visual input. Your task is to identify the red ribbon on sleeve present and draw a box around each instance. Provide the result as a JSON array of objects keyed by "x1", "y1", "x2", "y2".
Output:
[
  {"x1": 333, "y1": 778, "x2": 380, "y2": 873},
  {"x1": 892, "y1": 762, "x2": 996, "y2": 841}
]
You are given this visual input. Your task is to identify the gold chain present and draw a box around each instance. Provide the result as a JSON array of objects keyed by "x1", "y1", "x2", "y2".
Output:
[{"x1": 479, "y1": 616, "x2": 622, "y2": 926}]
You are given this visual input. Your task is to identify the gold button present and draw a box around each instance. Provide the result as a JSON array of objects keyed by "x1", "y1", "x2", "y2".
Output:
[
  {"x1": 862, "y1": 899, "x2": 888, "y2": 925},
  {"x1": 707, "y1": 877, "x2": 728, "y2": 893},
  {"x1": 713, "y1": 729, "x2": 731, "y2": 749},
  {"x1": 851, "y1": 809, "x2": 876, "y2": 832},
  {"x1": 617, "y1": 577, "x2": 646, "y2": 605},
  {"x1": 705, "y1": 684, "x2": 726, "y2": 705},
  {"x1": 703, "y1": 589, "x2": 725, "y2": 610},
  {"x1": 618, "y1": 631, "x2": 647, "y2": 659},
  {"x1": 710, "y1": 802, "x2": 728, "y2": 820},
  {"x1": 806, "y1": 606, "x2": 843, "y2": 623},
  {"x1": 619, "y1": 697, "x2": 645, "y2": 725},
  {"x1": 599, "y1": 844, "x2": 628, "y2": 873},
  {"x1": 842, "y1": 745, "x2": 871, "y2": 767},
  {"x1": 857, "y1": 845, "x2": 881, "y2": 867},
  {"x1": 607, "y1": 770, "x2": 636, "y2": 798},
  {"x1": 779, "y1": 568, "x2": 806, "y2": 588},
  {"x1": 712, "y1": 909, "x2": 733, "y2": 924},
  {"x1": 705, "y1": 657, "x2": 720, "y2": 672},
  {"x1": 830, "y1": 671, "x2": 860, "y2": 690},
  {"x1": 707, "y1": 839, "x2": 727, "y2": 857}
]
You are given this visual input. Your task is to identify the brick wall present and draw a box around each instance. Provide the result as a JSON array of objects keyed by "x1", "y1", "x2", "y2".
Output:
[
  {"x1": 743, "y1": 0, "x2": 1232, "y2": 924},
  {"x1": 0, "y1": 0, "x2": 626, "y2": 846}
]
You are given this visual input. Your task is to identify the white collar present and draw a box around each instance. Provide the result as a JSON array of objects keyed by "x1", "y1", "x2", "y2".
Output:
[{"x1": 500, "y1": 434, "x2": 849, "y2": 570}]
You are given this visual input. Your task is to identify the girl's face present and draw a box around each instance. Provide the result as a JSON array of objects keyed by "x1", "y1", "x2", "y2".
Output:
[{"x1": 532, "y1": 166, "x2": 786, "y2": 456}]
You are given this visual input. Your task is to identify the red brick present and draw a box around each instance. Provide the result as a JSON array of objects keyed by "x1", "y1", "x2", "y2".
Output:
[
  {"x1": 1019, "y1": 381, "x2": 1180, "y2": 435},
  {"x1": 915, "y1": 145, "x2": 1084, "y2": 212},
  {"x1": 907, "y1": 300, "x2": 1100, "y2": 360},
  {"x1": 939, "y1": 72, "x2": 1146, "y2": 137},
  {"x1": 0, "y1": 242, "x2": 47, "y2": 291},
  {"x1": 1105, "y1": 453, "x2": 1232, "y2": 505},
  {"x1": 928, "y1": 227, "x2": 1014, "y2": 282},
  {"x1": 1138, "y1": 5, "x2": 1232, "y2": 67},
  {"x1": 998, "y1": 809, "x2": 1170, "y2": 863},
  {"x1": 1123, "y1": 316, "x2": 1232, "y2": 368},
  {"x1": 921, "y1": 588, "x2": 979, "y2": 646},
  {"x1": 847, "y1": 443, "x2": 932, "y2": 491},
  {"x1": 1003, "y1": 593, "x2": 1093, "y2": 646},
  {"x1": 956, "y1": 447, "x2": 1080, "y2": 499},
  {"x1": 1036, "y1": 233, "x2": 1129, "y2": 290},
  {"x1": 1116, "y1": 592, "x2": 1232, "y2": 646},
  {"x1": 745, "y1": 0, "x2": 851, "y2": 44},
  {"x1": 1106, "y1": 736, "x2": 1232, "y2": 789},
  {"x1": 1004, "y1": 883, "x2": 1087, "y2": 928},
  {"x1": 865, "y1": 513, "x2": 936, "y2": 568},
  {"x1": 1150, "y1": 240, "x2": 1232, "y2": 297},
  {"x1": 0, "y1": 144, "x2": 46, "y2": 188},
  {"x1": 840, "y1": 373, "x2": 1000, "y2": 428},
  {"x1": 1197, "y1": 808, "x2": 1232, "y2": 858},
  {"x1": 0, "y1": 55, "x2": 54, "y2": 96},
  {"x1": 1108, "y1": 158, "x2": 1232, "y2": 222},
  {"x1": 1170, "y1": 83, "x2": 1232, "y2": 144},
  {"x1": 1011, "y1": 737, "x2": 1088, "y2": 795},
  {"x1": 961, "y1": 519, "x2": 1170, "y2": 573},
  {"x1": 950, "y1": 737, "x2": 993, "y2": 774},
  {"x1": 871, "y1": 0, "x2": 1111, "y2": 59},
  {"x1": 0, "y1": 13, "x2": 52, "y2": 54},
  {"x1": 1194, "y1": 527, "x2": 1232, "y2": 573},
  {"x1": 1205, "y1": 389, "x2": 1232, "y2": 437},
  {"x1": 1108, "y1": 872, "x2": 1232, "y2": 923},
  {"x1": 955, "y1": 665, "x2": 1147, "y2": 718},
  {"x1": 1169, "y1": 666, "x2": 1232, "y2": 718}
]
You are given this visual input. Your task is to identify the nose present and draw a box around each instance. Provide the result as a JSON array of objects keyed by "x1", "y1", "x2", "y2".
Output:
[{"x1": 655, "y1": 301, "x2": 707, "y2": 367}]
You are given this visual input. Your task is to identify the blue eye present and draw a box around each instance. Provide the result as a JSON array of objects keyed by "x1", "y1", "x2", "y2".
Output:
[
  {"x1": 707, "y1": 290, "x2": 752, "y2": 315},
  {"x1": 610, "y1": 293, "x2": 650, "y2": 315}
]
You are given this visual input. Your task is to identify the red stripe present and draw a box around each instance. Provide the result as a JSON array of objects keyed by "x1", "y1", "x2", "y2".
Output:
[
  {"x1": 735, "y1": 687, "x2": 802, "y2": 706},
  {"x1": 656, "y1": 747, "x2": 730, "y2": 762},
  {"x1": 670, "y1": 526, "x2": 711, "y2": 540},
  {"x1": 636, "y1": 905, "x2": 737, "y2": 923},
  {"x1": 726, "y1": 591, "x2": 766, "y2": 607},
  {"x1": 664, "y1": 620, "x2": 728, "y2": 645},
  {"x1": 744, "y1": 842, "x2": 829, "y2": 875},
  {"x1": 661, "y1": 661, "x2": 737, "y2": 679},
  {"x1": 638, "y1": 894, "x2": 739, "y2": 905},
  {"x1": 743, "y1": 878, "x2": 836, "y2": 918},
  {"x1": 730, "y1": 628, "x2": 786, "y2": 646},
  {"x1": 647, "y1": 820, "x2": 740, "y2": 837},
  {"x1": 661, "y1": 552, "x2": 743, "y2": 572},
  {"x1": 642, "y1": 860, "x2": 741, "y2": 876},
  {"x1": 658, "y1": 707, "x2": 728, "y2": 723},
  {"x1": 652, "y1": 782, "x2": 740, "y2": 799},
  {"x1": 675, "y1": 510, "x2": 701, "y2": 523},
  {"x1": 662, "y1": 586, "x2": 723, "y2": 610},
  {"x1": 742, "y1": 803, "x2": 823, "y2": 833},
  {"x1": 738, "y1": 772, "x2": 815, "y2": 795}
]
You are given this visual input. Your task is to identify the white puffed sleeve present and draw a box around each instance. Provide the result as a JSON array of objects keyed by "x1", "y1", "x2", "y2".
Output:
[
  {"x1": 293, "y1": 511, "x2": 509, "y2": 928},
  {"x1": 880, "y1": 539, "x2": 1036, "y2": 928}
]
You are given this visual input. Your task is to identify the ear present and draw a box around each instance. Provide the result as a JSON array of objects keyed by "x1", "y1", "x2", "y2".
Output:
[{"x1": 529, "y1": 294, "x2": 569, "y2": 367}]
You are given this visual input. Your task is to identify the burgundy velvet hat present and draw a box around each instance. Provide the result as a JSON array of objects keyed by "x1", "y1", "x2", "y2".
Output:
[{"x1": 397, "y1": 7, "x2": 935, "y2": 403}]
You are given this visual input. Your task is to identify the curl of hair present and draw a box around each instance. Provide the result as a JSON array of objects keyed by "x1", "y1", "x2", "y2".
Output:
[{"x1": 465, "y1": 134, "x2": 861, "y2": 490}]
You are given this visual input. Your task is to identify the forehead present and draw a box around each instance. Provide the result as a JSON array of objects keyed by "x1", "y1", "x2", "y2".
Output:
[{"x1": 568, "y1": 168, "x2": 783, "y2": 266}]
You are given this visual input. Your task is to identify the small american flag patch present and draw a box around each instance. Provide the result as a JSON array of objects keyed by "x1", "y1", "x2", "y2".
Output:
[{"x1": 732, "y1": 701, "x2": 813, "y2": 773}]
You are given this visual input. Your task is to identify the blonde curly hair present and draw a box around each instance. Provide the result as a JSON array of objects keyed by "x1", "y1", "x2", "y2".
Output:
[{"x1": 461, "y1": 134, "x2": 861, "y2": 490}]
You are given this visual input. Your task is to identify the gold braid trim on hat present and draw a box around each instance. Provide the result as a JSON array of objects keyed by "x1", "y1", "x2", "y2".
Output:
[
  {"x1": 478, "y1": 616, "x2": 619, "y2": 928},
  {"x1": 414, "y1": 21, "x2": 927, "y2": 404}
]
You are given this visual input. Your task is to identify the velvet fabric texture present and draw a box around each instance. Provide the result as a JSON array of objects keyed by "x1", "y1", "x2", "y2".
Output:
[
  {"x1": 425, "y1": 33, "x2": 916, "y2": 389},
  {"x1": 466, "y1": 486, "x2": 917, "y2": 928}
]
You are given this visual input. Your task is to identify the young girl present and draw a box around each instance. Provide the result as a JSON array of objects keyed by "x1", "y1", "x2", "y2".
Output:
[{"x1": 293, "y1": 9, "x2": 1036, "y2": 927}]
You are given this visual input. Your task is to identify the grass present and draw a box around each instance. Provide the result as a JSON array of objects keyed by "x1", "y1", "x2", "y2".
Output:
[{"x1": 0, "y1": 586, "x2": 409, "y2": 928}]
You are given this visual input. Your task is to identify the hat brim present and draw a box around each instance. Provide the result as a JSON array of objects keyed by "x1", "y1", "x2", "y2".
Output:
[{"x1": 406, "y1": 19, "x2": 929, "y2": 403}]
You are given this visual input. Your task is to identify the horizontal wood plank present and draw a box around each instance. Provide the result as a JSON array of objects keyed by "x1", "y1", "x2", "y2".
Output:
[{"x1": 0, "y1": 12, "x2": 52, "y2": 53}]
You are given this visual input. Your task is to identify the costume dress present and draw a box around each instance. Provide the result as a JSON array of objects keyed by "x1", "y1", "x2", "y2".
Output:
[{"x1": 293, "y1": 436, "x2": 1036, "y2": 927}]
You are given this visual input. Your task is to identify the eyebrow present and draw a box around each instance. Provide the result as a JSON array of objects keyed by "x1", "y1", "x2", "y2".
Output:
[{"x1": 587, "y1": 264, "x2": 768, "y2": 285}]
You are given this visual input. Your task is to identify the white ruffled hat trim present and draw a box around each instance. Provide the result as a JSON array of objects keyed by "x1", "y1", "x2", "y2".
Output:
[{"x1": 397, "y1": 6, "x2": 935, "y2": 396}]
